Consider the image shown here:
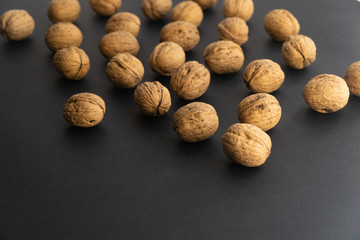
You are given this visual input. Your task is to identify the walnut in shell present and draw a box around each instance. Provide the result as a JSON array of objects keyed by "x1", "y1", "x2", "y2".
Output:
[
  {"x1": 282, "y1": 34, "x2": 316, "y2": 69},
  {"x1": 0, "y1": 9, "x2": 35, "y2": 41},
  {"x1": 170, "y1": 1, "x2": 203, "y2": 27},
  {"x1": 344, "y1": 61, "x2": 360, "y2": 96},
  {"x1": 141, "y1": 0, "x2": 172, "y2": 21},
  {"x1": 45, "y1": 22, "x2": 83, "y2": 52},
  {"x1": 190, "y1": 0, "x2": 217, "y2": 10},
  {"x1": 222, "y1": 0, "x2": 254, "y2": 22},
  {"x1": 89, "y1": 0, "x2": 122, "y2": 16},
  {"x1": 264, "y1": 9, "x2": 300, "y2": 42},
  {"x1": 105, "y1": 12, "x2": 141, "y2": 36},
  {"x1": 47, "y1": 0, "x2": 81, "y2": 23},
  {"x1": 218, "y1": 17, "x2": 248, "y2": 46}
]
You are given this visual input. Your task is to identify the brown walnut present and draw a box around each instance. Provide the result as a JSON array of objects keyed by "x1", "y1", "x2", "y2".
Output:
[
  {"x1": 344, "y1": 61, "x2": 360, "y2": 96},
  {"x1": 264, "y1": 9, "x2": 300, "y2": 42},
  {"x1": 170, "y1": 1, "x2": 203, "y2": 27},
  {"x1": 89, "y1": 0, "x2": 122, "y2": 16},
  {"x1": 282, "y1": 34, "x2": 316, "y2": 69},
  {"x1": 141, "y1": 0, "x2": 172, "y2": 21},
  {"x1": 0, "y1": 9, "x2": 35, "y2": 41},
  {"x1": 47, "y1": 0, "x2": 81, "y2": 23},
  {"x1": 190, "y1": 0, "x2": 217, "y2": 10},
  {"x1": 105, "y1": 12, "x2": 141, "y2": 36},
  {"x1": 222, "y1": 0, "x2": 254, "y2": 22},
  {"x1": 45, "y1": 22, "x2": 83, "y2": 52},
  {"x1": 218, "y1": 17, "x2": 248, "y2": 46}
]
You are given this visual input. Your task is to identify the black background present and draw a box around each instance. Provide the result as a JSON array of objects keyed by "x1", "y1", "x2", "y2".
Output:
[{"x1": 1, "y1": 0, "x2": 360, "y2": 239}]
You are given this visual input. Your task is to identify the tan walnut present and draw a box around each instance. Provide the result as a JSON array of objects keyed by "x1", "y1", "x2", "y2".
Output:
[
  {"x1": 89, "y1": 0, "x2": 122, "y2": 16},
  {"x1": 218, "y1": 17, "x2": 249, "y2": 46},
  {"x1": 45, "y1": 22, "x2": 83, "y2": 52},
  {"x1": 264, "y1": 9, "x2": 300, "y2": 42},
  {"x1": 282, "y1": 34, "x2": 316, "y2": 69},
  {"x1": 170, "y1": 1, "x2": 203, "y2": 27},
  {"x1": 47, "y1": 0, "x2": 81, "y2": 23},
  {"x1": 0, "y1": 9, "x2": 35, "y2": 41},
  {"x1": 344, "y1": 61, "x2": 360, "y2": 96},
  {"x1": 105, "y1": 12, "x2": 141, "y2": 37},
  {"x1": 141, "y1": 0, "x2": 172, "y2": 21},
  {"x1": 190, "y1": 0, "x2": 217, "y2": 10},
  {"x1": 222, "y1": 0, "x2": 254, "y2": 22}
]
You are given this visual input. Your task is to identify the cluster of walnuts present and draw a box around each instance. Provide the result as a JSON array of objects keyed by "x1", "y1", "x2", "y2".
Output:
[{"x1": 1, "y1": 0, "x2": 359, "y2": 168}]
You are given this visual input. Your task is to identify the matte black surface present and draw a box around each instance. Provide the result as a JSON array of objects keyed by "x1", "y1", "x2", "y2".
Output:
[{"x1": 1, "y1": 0, "x2": 360, "y2": 239}]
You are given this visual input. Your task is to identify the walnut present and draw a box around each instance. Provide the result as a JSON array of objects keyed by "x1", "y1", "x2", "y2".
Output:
[
  {"x1": 173, "y1": 102, "x2": 219, "y2": 142},
  {"x1": 105, "y1": 12, "x2": 141, "y2": 37},
  {"x1": 98, "y1": 30, "x2": 140, "y2": 59},
  {"x1": 149, "y1": 42, "x2": 186, "y2": 76},
  {"x1": 222, "y1": 0, "x2": 254, "y2": 22},
  {"x1": 0, "y1": 9, "x2": 35, "y2": 41},
  {"x1": 204, "y1": 40, "x2": 244, "y2": 74},
  {"x1": 89, "y1": 0, "x2": 122, "y2": 16},
  {"x1": 344, "y1": 61, "x2": 360, "y2": 96},
  {"x1": 222, "y1": 123, "x2": 272, "y2": 167},
  {"x1": 170, "y1": 1, "x2": 203, "y2": 27},
  {"x1": 160, "y1": 21, "x2": 200, "y2": 51},
  {"x1": 218, "y1": 17, "x2": 249, "y2": 46},
  {"x1": 106, "y1": 53, "x2": 144, "y2": 88},
  {"x1": 47, "y1": 0, "x2": 81, "y2": 23},
  {"x1": 134, "y1": 81, "x2": 171, "y2": 116},
  {"x1": 53, "y1": 47, "x2": 90, "y2": 80},
  {"x1": 45, "y1": 22, "x2": 83, "y2": 52},
  {"x1": 282, "y1": 34, "x2": 316, "y2": 69},
  {"x1": 63, "y1": 92, "x2": 106, "y2": 127},
  {"x1": 302, "y1": 74, "x2": 350, "y2": 113},
  {"x1": 141, "y1": 0, "x2": 172, "y2": 21},
  {"x1": 243, "y1": 59, "x2": 285, "y2": 93},
  {"x1": 237, "y1": 93, "x2": 281, "y2": 131},
  {"x1": 170, "y1": 61, "x2": 210, "y2": 100},
  {"x1": 264, "y1": 9, "x2": 300, "y2": 42},
  {"x1": 190, "y1": 0, "x2": 217, "y2": 10}
]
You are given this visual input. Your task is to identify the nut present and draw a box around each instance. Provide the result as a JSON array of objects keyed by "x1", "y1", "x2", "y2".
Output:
[
  {"x1": 222, "y1": 0, "x2": 254, "y2": 22},
  {"x1": 264, "y1": 9, "x2": 300, "y2": 42},
  {"x1": 105, "y1": 12, "x2": 141, "y2": 36},
  {"x1": 141, "y1": 0, "x2": 172, "y2": 21},
  {"x1": 282, "y1": 34, "x2": 316, "y2": 69},
  {"x1": 47, "y1": 0, "x2": 81, "y2": 23},
  {"x1": 344, "y1": 61, "x2": 360, "y2": 96},
  {"x1": 218, "y1": 17, "x2": 249, "y2": 46},
  {"x1": 45, "y1": 22, "x2": 83, "y2": 52},
  {"x1": 0, "y1": 9, "x2": 35, "y2": 41},
  {"x1": 190, "y1": 0, "x2": 217, "y2": 10},
  {"x1": 170, "y1": 1, "x2": 203, "y2": 27},
  {"x1": 89, "y1": 0, "x2": 122, "y2": 16}
]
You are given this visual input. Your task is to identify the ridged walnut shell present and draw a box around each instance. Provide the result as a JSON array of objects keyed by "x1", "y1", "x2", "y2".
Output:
[
  {"x1": 89, "y1": 0, "x2": 122, "y2": 16},
  {"x1": 190, "y1": 0, "x2": 217, "y2": 10},
  {"x1": 45, "y1": 22, "x2": 83, "y2": 52},
  {"x1": 222, "y1": 123, "x2": 272, "y2": 167},
  {"x1": 303, "y1": 74, "x2": 350, "y2": 113},
  {"x1": 105, "y1": 12, "x2": 141, "y2": 36},
  {"x1": 47, "y1": 0, "x2": 81, "y2": 23},
  {"x1": 222, "y1": 0, "x2": 254, "y2": 22},
  {"x1": 282, "y1": 34, "x2": 316, "y2": 69},
  {"x1": 344, "y1": 61, "x2": 360, "y2": 96},
  {"x1": 0, "y1": 9, "x2": 35, "y2": 41},
  {"x1": 141, "y1": 0, "x2": 172, "y2": 21},
  {"x1": 218, "y1": 17, "x2": 249, "y2": 46},
  {"x1": 170, "y1": 1, "x2": 203, "y2": 27},
  {"x1": 264, "y1": 9, "x2": 300, "y2": 42}
]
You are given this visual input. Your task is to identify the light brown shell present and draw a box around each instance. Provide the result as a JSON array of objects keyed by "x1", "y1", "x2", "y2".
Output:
[
  {"x1": 237, "y1": 93, "x2": 281, "y2": 131},
  {"x1": 0, "y1": 9, "x2": 35, "y2": 41},
  {"x1": 170, "y1": 1, "x2": 203, "y2": 27},
  {"x1": 282, "y1": 34, "x2": 316, "y2": 69},
  {"x1": 89, "y1": 0, "x2": 122, "y2": 16},
  {"x1": 47, "y1": 0, "x2": 81, "y2": 23},
  {"x1": 53, "y1": 47, "x2": 90, "y2": 80},
  {"x1": 222, "y1": 123, "x2": 272, "y2": 167},
  {"x1": 204, "y1": 40, "x2": 244, "y2": 74},
  {"x1": 264, "y1": 9, "x2": 300, "y2": 42},
  {"x1": 170, "y1": 61, "x2": 210, "y2": 100},
  {"x1": 243, "y1": 59, "x2": 285, "y2": 93},
  {"x1": 190, "y1": 0, "x2": 217, "y2": 10},
  {"x1": 222, "y1": 0, "x2": 254, "y2": 22},
  {"x1": 173, "y1": 102, "x2": 219, "y2": 142},
  {"x1": 45, "y1": 22, "x2": 83, "y2": 52},
  {"x1": 134, "y1": 81, "x2": 171, "y2": 117},
  {"x1": 344, "y1": 61, "x2": 360, "y2": 96},
  {"x1": 98, "y1": 30, "x2": 140, "y2": 59},
  {"x1": 105, "y1": 12, "x2": 141, "y2": 36},
  {"x1": 141, "y1": 0, "x2": 172, "y2": 21},
  {"x1": 106, "y1": 53, "x2": 144, "y2": 88},
  {"x1": 218, "y1": 17, "x2": 248, "y2": 46},
  {"x1": 63, "y1": 92, "x2": 106, "y2": 127},
  {"x1": 149, "y1": 42, "x2": 186, "y2": 76},
  {"x1": 303, "y1": 74, "x2": 350, "y2": 113},
  {"x1": 160, "y1": 21, "x2": 200, "y2": 51}
]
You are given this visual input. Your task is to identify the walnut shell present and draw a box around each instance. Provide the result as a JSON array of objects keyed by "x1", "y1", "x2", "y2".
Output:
[
  {"x1": 149, "y1": 42, "x2": 186, "y2": 76},
  {"x1": 264, "y1": 9, "x2": 300, "y2": 42},
  {"x1": 134, "y1": 81, "x2": 171, "y2": 117},
  {"x1": 170, "y1": 61, "x2": 210, "y2": 100},
  {"x1": 344, "y1": 61, "x2": 360, "y2": 96},
  {"x1": 45, "y1": 22, "x2": 83, "y2": 52},
  {"x1": 190, "y1": 0, "x2": 217, "y2": 10},
  {"x1": 222, "y1": 0, "x2": 254, "y2": 22},
  {"x1": 237, "y1": 93, "x2": 281, "y2": 131},
  {"x1": 63, "y1": 92, "x2": 106, "y2": 127},
  {"x1": 98, "y1": 30, "x2": 140, "y2": 59},
  {"x1": 0, "y1": 9, "x2": 35, "y2": 41},
  {"x1": 243, "y1": 59, "x2": 285, "y2": 93},
  {"x1": 160, "y1": 21, "x2": 200, "y2": 51},
  {"x1": 173, "y1": 102, "x2": 219, "y2": 142},
  {"x1": 303, "y1": 74, "x2": 350, "y2": 113},
  {"x1": 282, "y1": 34, "x2": 316, "y2": 69},
  {"x1": 204, "y1": 40, "x2": 244, "y2": 74},
  {"x1": 222, "y1": 123, "x2": 272, "y2": 167},
  {"x1": 89, "y1": 0, "x2": 122, "y2": 16},
  {"x1": 170, "y1": 1, "x2": 203, "y2": 27},
  {"x1": 53, "y1": 47, "x2": 90, "y2": 80},
  {"x1": 105, "y1": 12, "x2": 141, "y2": 36},
  {"x1": 106, "y1": 53, "x2": 144, "y2": 88},
  {"x1": 141, "y1": 0, "x2": 172, "y2": 21},
  {"x1": 47, "y1": 0, "x2": 81, "y2": 23},
  {"x1": 218, "y1": 17, "x2": 248, "y2": 46}
]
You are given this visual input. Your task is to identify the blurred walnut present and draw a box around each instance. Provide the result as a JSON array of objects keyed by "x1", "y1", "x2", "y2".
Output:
[
  {"x1": 264, "y1": 9, "x2": 300, "y2": 42},
  {"x1": 191, "y1": 0, "x2": 217, "y2": 10},
  {"x1": 0, "y1": 9, "x2": 35, "y2": 41},
  {"x1": 282, "y1": 34, "x2": 316, "y2": 69},
  {"x1": 47, "y1": 0, "x2": 81, "y2": 23},
  {"x1": 222, "y1": 0, "x2": 254, "y2": 22},
  {"x1": 105, "y1": 12, "x2": 141, "y2": 36},
  {"x1": 218, "y1": 17, "x2": 248, "y2": 46},
  {"x1": 170, "y1": 1, "x2": 203, "y2": 27},
  {"x1": 89, "y1": 0, "x2": 121, "y2": 16},
  {"x1": 141, "y1": 0, "x2": 172, "y2": 21},
  {"x1": 45, "y1": 22, "x2": 83, "y2": 52},
  {"x1": 344, "y1": 61, "x2": 360, "y2": 96}
]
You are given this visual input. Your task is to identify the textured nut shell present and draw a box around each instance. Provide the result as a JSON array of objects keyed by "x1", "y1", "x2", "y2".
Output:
[
  {"x1": 170, "y1": 61, "x2": 210, "y2": 100},
  {"x1": 63, "y1": 92, "x2": 106, "y2": 127},
  {"x1": 134, "y1": 81, "x2": 171, "y2": 116},
  {"x1": 47, "y1": 0, "x2": 81, "y2": 23},
  {"x1": 264, "y1": 9, "x2": 300, "y2": 42},
  {"x1": 0, "y1": 9, "x2": 35, "y2": 41},
  {"x1": 98, "y1": 30, "x2": 140, "y2": 59},
  {"x1": 222, "y1": 0, "x2": 254, "y2": 22},
  {"x1": 243, "y1": 59, "x2": 285, "y2": 93},
  {"x1": 106, "y1": 53, "x2": 144, "y2": 88},
  {"x1": 170, "y1": 1, "x2": 203, "y2": 27},
  {"x1": 218, "y1": 17, "x2": 248, "y2": 46},
  {"x1": 89, "y1": 0, "x2": 122, "y2": 16},
  {"x1": 190, "y1": 0, "x2": 217, "y2": 10},
  {"x1": 344, "y1": 61, "x2": 360, "y2": 96},
  {"x1": 45, "y1": 22, "x2": 83, "y2": 52},
  {"x1": 282, "y1": 34, "x2": 316, "y2": 69},
  {"x1": 149, "y1": 42, "x2": 186, "y2": 76},
  {"x1": 160, "y1": 21, "x2": 200, "y2": 51},
  {"x1": 204, "y1": 40, "x2": 244, "y2": 74},
  {"x1": 173, "y1": 102, "x2": 219, "y2": 142},
  {"x1": 53, "y1": 47, "x2": 90, "y2": 80},
  {"x1": 237, "y1": 93, "x2": 281, "y2": 131},
  {"x1": 222, "y1": 123, "x2": 272, "y2": 167},
  {"x1": 303, "y1": 74, "x2": 350, "y2": 113},
  {"x1": 105, "y1": 12, "x2": 141, "y2": 36},
  {"x1": 141, "y1": 0, "x2": 172, "y2": 21}
]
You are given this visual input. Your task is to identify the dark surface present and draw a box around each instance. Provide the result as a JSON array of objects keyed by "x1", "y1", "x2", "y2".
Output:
[{"x1": 1, "y1": 0, "x2": 360, "y2": 239}]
